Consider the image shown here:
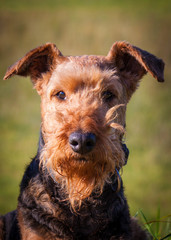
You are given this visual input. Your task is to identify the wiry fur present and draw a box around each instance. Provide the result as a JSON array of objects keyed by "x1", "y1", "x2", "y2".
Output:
[
  {"x1": 40, "y1": 65, "x2": 126, "y2": 208},
  {"x1": 0, "y1": 41, "x2": 164, "y2": 239}
]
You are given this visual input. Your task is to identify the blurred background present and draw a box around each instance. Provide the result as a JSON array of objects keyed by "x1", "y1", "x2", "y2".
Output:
[{"x1": 0, "y1": 0, "x2": 170, "y2": 221}]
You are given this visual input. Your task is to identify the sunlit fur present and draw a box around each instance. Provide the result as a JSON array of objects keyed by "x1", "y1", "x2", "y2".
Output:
[
  {"x1": 39, "y1": 63, "x2": 126, "y2": 209},
  {"x1": 2, "y1": 41, "x2": 164, "y2": 239}
]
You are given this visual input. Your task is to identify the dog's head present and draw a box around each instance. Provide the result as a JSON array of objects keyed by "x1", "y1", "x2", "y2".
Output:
[{"x1": 4, "y1": 42, "x2": 164, "y2": 208}]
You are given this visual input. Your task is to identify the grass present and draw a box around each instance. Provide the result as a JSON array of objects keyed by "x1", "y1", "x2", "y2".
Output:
[
  {"x1": 137, "y1": 209, "x2": 171, "y2": 240},
  {"x1": 0, "y1": 0, "x2": 170, "y2": 220}
]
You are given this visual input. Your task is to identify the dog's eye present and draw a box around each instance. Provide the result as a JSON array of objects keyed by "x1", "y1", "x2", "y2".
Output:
[
  {"x1": 102, "y1": 91, "x2": 115, "y2": 102},
  {"x1": 56, "y1": 91, "x2": 66, "y2": 100}
]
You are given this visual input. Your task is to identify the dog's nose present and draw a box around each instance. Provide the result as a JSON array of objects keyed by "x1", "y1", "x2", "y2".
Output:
[{"x1": 69, "y1": 132, "x2": 96, "y2": 154}]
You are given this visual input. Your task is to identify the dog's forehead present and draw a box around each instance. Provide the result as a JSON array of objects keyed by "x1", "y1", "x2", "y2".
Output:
[
  {"x1": 49, "y1": 56, "x2": 120, "y2": 93},
  {"x1": 67, "y1": 55, "x2": 107, "y2": 67}
]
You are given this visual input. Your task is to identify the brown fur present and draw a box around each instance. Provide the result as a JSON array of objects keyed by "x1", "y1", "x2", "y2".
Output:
[
  {"x1": 40, "y1": 64, "x2": 126, "y2": 208},
  {"x1": 2, "y1": 41, "x2": 164, "y2": 239}
]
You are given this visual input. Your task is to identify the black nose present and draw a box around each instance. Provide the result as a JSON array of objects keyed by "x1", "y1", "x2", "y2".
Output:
[{"x1": 69, "y1": 132, "x2": 96, "y2": 154}]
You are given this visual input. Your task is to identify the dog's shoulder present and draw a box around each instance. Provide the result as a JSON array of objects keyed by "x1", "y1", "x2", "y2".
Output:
[{"x1": 0, "y1": 210, "x2": 20, "y2": 240}]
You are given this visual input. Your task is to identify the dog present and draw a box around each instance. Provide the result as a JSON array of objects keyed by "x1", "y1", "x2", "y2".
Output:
[{"x1": 0, "y1": 41, "x2": 164, "y2": 239}]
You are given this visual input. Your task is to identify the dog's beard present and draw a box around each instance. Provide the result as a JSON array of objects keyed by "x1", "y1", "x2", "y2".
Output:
[
  {"x1": 40, "y1": 104, "x2": 125, "y2": 209},
  {"x1": 40, "y1": 133, "x2": 125, "y2": 210}
]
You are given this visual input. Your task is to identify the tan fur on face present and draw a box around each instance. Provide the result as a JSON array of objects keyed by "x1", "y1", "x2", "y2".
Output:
[{"x1": 39, "y1": 62, "x2": 126, "y2": 209}]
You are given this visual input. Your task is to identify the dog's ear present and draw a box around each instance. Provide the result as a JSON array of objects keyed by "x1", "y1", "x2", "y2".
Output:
[
  {"x1": 3, "y1": 43, "x2": 63, "y2": 85},
  {"x1": 106, "y1": 41, "x2": 165, "y2": 100}
]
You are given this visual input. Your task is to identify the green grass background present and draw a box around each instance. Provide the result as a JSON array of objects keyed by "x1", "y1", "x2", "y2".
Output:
[{"x1": 0, "y1": 0, "x2": 170, "y2": 221}]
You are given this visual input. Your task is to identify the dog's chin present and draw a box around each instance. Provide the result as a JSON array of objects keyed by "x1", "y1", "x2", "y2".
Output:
[{"x1": 45, "y1": 152, "x2": 117, "y2": 210}]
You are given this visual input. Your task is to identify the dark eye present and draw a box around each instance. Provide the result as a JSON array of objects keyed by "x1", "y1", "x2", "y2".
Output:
[
  {"x1": 102, "y1": 91, "x2": 115, "y2": 102},
  {"x1": 56, "y1": 91, "x2": 66, "y2": 100}
]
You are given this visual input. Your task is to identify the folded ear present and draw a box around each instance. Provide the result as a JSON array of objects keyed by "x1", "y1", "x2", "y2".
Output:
[
  {"x1": 106, "y1": 41, "x2": 165, "y2": 100},
  {"x1": 3, "y1": 43, "x2": 63, "y2": 85}
]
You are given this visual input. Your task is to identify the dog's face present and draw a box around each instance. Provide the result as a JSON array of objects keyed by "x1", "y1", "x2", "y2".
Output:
[
  {"x1": 40, "y1": 60, "x2": 127, "y2": 206},
  {"x1": 4, "y1": 42, "x2": 164, "y2": 208}
]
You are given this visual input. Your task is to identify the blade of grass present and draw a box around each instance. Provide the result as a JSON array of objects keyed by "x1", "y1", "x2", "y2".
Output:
[
  {"x1": 163, "y1": 217, "x2": 171, "y2": 240},
  {"x1": 139, "y1": 210, "x2": 158, "y2": 240},
  {"x1": 134, "y1": 211, "x2": 139, "y2": 218},
  {"x1": 144, "y1": 215, "x2": 171, "y2": 240},
  {"x1": 156, "y1": 206, "x2": 161, "y2": 237},
  {"x1": 160, "y1": 233, "x2": 171, "y2": 240}
]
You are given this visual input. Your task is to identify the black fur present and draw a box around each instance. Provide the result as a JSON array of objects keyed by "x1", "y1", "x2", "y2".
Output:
[
  {"x1": 0, "y1": 210, "x2": 20, "y2": 240},
  {"x1": 18, "y1": 157, "x2": 131, "y2": 239}
]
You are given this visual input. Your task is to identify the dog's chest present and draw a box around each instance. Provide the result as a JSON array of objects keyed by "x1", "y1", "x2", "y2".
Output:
[
  {"x1": 68, "y1": 202, "x2": 109, "y2": 236},
  {"x1": 45, "y1": 173, "x2": 122, "y2": 237}
]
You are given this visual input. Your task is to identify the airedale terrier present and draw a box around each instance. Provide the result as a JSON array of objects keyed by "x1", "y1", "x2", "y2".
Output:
[{"x1": 0, "y1": 41, "x2": 164, "y2": 240}]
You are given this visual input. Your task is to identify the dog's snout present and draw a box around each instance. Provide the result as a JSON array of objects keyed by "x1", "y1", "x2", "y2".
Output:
[{"x1": 69, "y1": 132, "x2": 96, "y2": 154}]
